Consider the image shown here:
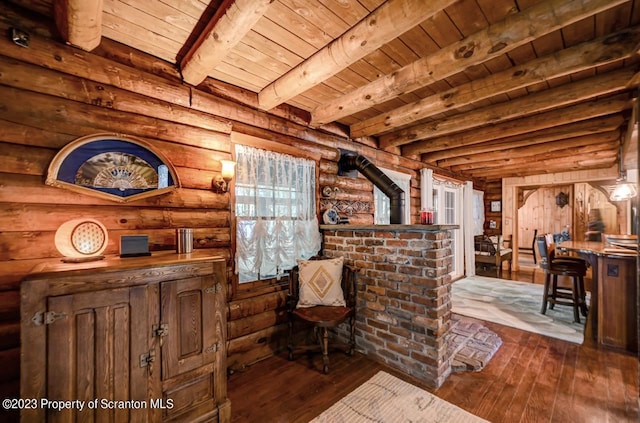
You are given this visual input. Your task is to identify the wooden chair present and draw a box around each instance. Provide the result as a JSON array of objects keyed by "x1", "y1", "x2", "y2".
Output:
[
  {"x1": 519, "y1": 229, "x2": 538, "y2": 264},
  {"x1": 536, "y1": 235, "x2": 588, "y2": 323},
  {"x1": 474, "y1": 234, "x2": 512, "y2": 276},
  {"x1": 287, "y1": 258, "x2": 358, "y2": 374}
]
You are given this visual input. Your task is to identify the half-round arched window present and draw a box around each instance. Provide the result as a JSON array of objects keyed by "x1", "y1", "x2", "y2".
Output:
[{"x1": 46, "y1": 133, "x2": 180, "y2": 202}]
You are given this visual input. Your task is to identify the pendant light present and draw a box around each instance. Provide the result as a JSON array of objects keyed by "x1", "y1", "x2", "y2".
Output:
[{"x1": 610, "y1": 146, "x2": 637, "y2": 202}]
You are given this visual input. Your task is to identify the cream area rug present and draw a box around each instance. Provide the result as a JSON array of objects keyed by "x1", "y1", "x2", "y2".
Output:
[
  {"x1": 311, "y1": 371, "x2": 488, "y2": 423},
  {"x1": 452, "y1": 275, "x2": 587, "y2": 344}
]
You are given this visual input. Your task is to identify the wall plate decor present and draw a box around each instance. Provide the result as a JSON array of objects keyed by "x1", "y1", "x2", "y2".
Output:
[
  {"x1": 323, "y1": 208, "x2": 339, "y2": 225},
  {"x1": 555, "y1": 191, "x2": 569, "y2": 208},
  {"x1": 46, "y1": 133, "x2": 180, "y2": 202}
]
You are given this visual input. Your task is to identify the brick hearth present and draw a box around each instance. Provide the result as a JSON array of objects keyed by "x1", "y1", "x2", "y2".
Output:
[{"x1": 320, "y1": 224, "x2": 458, "y2": 389}]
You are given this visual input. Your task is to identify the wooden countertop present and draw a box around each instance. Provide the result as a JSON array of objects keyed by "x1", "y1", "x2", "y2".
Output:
[
  {"x1": 559, "y1": 240, "x2": 637, "y2": 258},
  {"x1": 320, "y1": 224, "x2": 459, "y2": 231},
  {"x1": 24, "y1": 250, "x2": 225, "y2": 280}
]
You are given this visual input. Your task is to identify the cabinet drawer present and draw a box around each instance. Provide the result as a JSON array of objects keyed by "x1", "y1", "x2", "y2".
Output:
[{"x1": 163, "y1": 371, "x2": 216, "y2": 419}]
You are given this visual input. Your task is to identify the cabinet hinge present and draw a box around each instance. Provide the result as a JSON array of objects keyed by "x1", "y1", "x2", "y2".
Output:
[
  {"x1": 153, "y1": 323, "x2": 169, "y2": 338},
  {"x1": 205, "y1": 342, "x2": 221, "y2": 354},
  {"x1": 205, "y1": 283, "x2": 221, "y2": 294},
  {"x1": 139, "y1": 349, "x2": 156, "y2": 368},
  {"x1": 32, "y1": 311, "x2": 67, "y2": 326}
]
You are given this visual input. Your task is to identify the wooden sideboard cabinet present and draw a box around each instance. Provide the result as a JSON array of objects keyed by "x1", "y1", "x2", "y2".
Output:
[{"x1": 20, "y1": 251, "x2": 230, "y2": 423}]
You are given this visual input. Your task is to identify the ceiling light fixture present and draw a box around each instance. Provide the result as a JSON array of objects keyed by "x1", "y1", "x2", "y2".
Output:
[{"x1": 610, "y1": 147, "x2": 637, "y2": 202}]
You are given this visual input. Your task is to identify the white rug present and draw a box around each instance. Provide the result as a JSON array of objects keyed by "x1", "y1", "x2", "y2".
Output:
[
  {"x1": 452, "y1": 275, "x2": 587, "y2": 344},
  {"x1": 310, "y1": 371, "x2": 488, "y2": 423}
]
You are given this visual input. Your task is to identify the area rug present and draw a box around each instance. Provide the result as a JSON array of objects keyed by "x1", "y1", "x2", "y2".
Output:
[
  {"x1": 310, "y1": 371, "x2": 488, "y2": 423},
  {"x1": 451, "y1": 275, "x2": 587, "y2": 344}
]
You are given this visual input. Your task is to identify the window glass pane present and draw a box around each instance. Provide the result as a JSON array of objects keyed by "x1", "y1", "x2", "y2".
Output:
[
  {"x1": 374, "y1": 185, "x2": 390, "y2": 224},
  {"x1": 445, "y1": 190, "x2": 456, "y2": 224},
  {"x1": 432, "y1": 189, "x2": 439, "y2": 224},
  {"x1": 373, "y1": 168, "x2": 410, "y2": 224}
]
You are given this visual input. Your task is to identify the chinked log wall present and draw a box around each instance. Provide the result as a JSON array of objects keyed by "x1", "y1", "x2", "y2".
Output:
[
  {"x1": 321, "y1": 225, "x2": 456, "y2": 388},
  {"x1": 0, "y1": 3, "x2": 464, "y2": 405}
]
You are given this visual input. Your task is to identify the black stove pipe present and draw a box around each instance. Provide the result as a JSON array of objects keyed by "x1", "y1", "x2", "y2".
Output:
[{"x1": 338, "y1": 150, "x2": 405, "y2": 224}]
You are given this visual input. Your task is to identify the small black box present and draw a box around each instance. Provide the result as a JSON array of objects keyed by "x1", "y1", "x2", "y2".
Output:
[{"x1": 120, "y1": 235, "x2": 151, "y2": 257}]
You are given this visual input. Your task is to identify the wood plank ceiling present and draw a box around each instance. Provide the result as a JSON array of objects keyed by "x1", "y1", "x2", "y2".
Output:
[{"x1": 11, "y1": 0, "x2": 640, "y2": 181}]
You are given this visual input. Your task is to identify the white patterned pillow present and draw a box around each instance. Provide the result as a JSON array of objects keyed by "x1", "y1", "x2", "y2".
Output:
[{"x1": 296, "y1": 257, "x2": 345, "y2": 308}]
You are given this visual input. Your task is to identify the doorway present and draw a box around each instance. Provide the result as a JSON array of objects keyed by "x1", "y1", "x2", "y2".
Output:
[{"x1": 516, "y1": 183, "x2": 627, "y2": 266}]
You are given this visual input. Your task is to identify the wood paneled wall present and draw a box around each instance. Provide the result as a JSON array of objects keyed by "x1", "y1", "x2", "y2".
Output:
[
  {"x1": 517, "y1": 185, "x2": 574, "y2": 248},
  {"x1": 503, "y1": 166, "x2": 622, "y2": 269},
  {"x1": 0, "y1": 3, "x2": 460, "y2": 401},
  {"x1": 515, "y1": 183, "x2": 627, "y2": 249},
  {"x1": 574, "y1": 182, "x2": 627, "y2": 238}
]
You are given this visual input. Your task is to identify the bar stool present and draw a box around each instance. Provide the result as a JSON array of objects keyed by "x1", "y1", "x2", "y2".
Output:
[{"x1": 536, "y1": 235, "x2": 588, "y2": 323}]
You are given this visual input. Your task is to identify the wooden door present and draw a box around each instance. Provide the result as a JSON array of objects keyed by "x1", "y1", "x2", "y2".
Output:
[
  {"x1": 159, "y1": 266, "x2": 227, "y2": 421},
  {"x1": 160, "y1": 275, "x2": 218, "y2": 379},
  {"x1": 46, "y1": 285, "x2": 154, "y2": 423}
]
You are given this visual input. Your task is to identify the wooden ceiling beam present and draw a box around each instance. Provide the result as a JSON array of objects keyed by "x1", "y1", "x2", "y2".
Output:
[
  {"x1": 310, "y1": 0, "x2": 626, "y2": 127},
  {"x1": 350, "y1": 26, "x2": 640, "y2": 138},
  {"x1": 381, "y1": 67, "x2": 635, "y2": 149},
  {"x1": 257, "y1": 0, "x2": 457, "y2": 111},
  {"x1": 423, "y1": 115, "x2": 624, "y2": 163},
  {"x1": 407, "y1": 96, "x2": 631, "y2": 157},
  {"x1": 180, "y1": 0, "x2": 274, "y2": 86},
  {"x1": 54, "y1": 0, "x2": 103, "y2": 51},
  {"x1": 446, "y1": 138, "x2": 619, "y2": 172},
  {"x1": 466, "y1": 153, "x2": 618, "y2": 179}
]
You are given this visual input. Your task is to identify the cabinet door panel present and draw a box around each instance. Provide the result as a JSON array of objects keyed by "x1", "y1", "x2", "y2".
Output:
[
  {"x1": 21, "y1": 254, "x2": 227, "y2": 423},
  {"x1": 598, "y1": 257, "x2": 638, "y2": 351},
  {"x1": 161, "y1": 275, "x2": 217, "y2": 380},
  {"x1": 177, "y1": 289, "x2": 203, "y2": 357},
  {"x1": 47, "y1": 287, "x2": 147, "y2": 423}
]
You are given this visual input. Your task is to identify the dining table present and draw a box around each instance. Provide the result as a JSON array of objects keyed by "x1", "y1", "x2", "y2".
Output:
[{"x1": 558, "y1": 240, "x2": 637, "y2": 352}]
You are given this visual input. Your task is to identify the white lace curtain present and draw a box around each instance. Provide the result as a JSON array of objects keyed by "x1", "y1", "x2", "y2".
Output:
[{"x1": 235, "y1": 144, "x2": 321, "y2": 282}]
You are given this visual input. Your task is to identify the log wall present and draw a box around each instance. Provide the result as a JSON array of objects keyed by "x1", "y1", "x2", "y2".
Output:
[
  {"x1": 0, "y1": 4, "x2": 465, "y2": 403},
  {"x1": 481, "y1": 179, "x2": 503, "y2": 236}
]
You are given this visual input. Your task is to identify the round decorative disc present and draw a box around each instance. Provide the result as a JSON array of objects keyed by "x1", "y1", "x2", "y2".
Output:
[{"x1": 71, "y1": 221, "x2": 107, "y2": 255}]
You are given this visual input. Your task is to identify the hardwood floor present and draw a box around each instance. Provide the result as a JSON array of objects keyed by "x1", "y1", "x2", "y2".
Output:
[{"x1": 227, "y1": 265, "x2": 639, "y2": 423}]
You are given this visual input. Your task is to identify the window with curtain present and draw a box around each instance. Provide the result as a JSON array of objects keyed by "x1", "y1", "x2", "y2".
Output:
[
  {"x1": 373, "y1": 167, "x2": 411, "y2": 224},
  {"x1": 234, "y1": 144, "x2": 321, "y2": 283}
]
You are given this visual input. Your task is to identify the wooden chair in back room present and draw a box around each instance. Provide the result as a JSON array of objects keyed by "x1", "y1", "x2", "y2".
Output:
[{"x1": 287, "y1": 256, "x2": 358, "y2": 374}]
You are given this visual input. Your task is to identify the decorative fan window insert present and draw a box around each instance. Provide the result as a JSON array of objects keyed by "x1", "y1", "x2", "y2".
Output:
[{"x1": 75, "y1": 152, "x2": 162, "y2": 190}]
